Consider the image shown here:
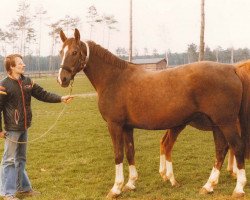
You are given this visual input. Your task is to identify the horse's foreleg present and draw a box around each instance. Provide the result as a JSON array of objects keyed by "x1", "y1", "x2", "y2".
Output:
[
  {"x1": 106, "y1": 122, "x2": 125, "y2": 199},
  {"x1": 123, "y1": 127, "x2": 138, "y2": 192},
  {"x1": 160, "y1": 126, "x2": 184, "y2": 186},
  {"x1": 201, "y1": 127, "x2": 228, "y2": 194}
]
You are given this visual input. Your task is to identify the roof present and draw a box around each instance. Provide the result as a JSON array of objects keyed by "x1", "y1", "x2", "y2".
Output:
[{"x1": 132, "y1": 58, "x2": 166, "y2": 64}]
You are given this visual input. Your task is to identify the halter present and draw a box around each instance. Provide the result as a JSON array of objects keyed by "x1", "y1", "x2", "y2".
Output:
[
  {"x1": 60, "y1": 40, "x2": 90, "y2": 75},
  {"x1": 82, "y1": 41, "x2": 90, "y2": 70}
]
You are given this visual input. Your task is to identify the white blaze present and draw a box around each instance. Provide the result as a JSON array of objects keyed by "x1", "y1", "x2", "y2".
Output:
[
  {"x1": 57, "y1": 68, "x2": 62, "y2": 85},
  {"x1": 61, "y1": 45, "x2": 69, "y2": 65},
  {"x1": 58, "y1": 45, "x2": 69, "y2": 85}
]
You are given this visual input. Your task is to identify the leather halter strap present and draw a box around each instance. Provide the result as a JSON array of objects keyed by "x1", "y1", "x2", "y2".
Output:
[{"x1": 82, "y1": 41, "x2": 90, "y2": 70}]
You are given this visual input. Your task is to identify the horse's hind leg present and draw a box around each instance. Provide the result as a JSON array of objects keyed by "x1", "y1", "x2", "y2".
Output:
[
  {"x1": 227, "y1": 119, "x2": 241, "y2": 178},
  {"x1": 220, "y1": 125, "x2": 246, "y2": 197},
  {"x1": 159, "y1": 132, "x2": 168, "y2": 180},
  {"x1": 160, "y1": 125, "x2": 185, "y2": 186},
  {"x1": 227, "y1": 149, "x2": 237, "y2": 178},
  {"x1": 200, "y1": 126, "x2": 229, "y2": 194},
  {"x1": 201, "y1": 124, "x2": 246, "y2": 197},
  {"x1": 122, "y1": 127, "x2": 138, "y2": 192}
]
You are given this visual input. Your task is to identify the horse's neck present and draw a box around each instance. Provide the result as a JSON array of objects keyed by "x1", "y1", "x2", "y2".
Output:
[{"x1": 84, "y1": 56, "x2": 124, "y2": 92}]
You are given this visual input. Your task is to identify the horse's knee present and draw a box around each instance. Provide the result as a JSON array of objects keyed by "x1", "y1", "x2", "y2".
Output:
[{"x1": 115, "y1": 151, "x2": 124, "y2": 164}]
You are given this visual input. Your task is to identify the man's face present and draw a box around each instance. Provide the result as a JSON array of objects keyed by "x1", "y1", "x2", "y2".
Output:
[{"x1": 12, "y1": 57, "x2": 26, "y2": 75}]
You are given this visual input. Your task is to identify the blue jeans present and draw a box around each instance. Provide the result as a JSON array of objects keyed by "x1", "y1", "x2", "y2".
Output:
[{"x1": 0, "y1": 131, "x2": 32, "y2": 196}]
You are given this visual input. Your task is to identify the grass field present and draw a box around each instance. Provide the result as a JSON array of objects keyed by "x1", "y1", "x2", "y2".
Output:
[{"x1": 0, "y1": 75, "x2": 250, "y2": 200}]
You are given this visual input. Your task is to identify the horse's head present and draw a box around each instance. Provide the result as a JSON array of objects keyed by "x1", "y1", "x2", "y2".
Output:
[{"x1": 58, "y1": 28, "x2": 89, "y2": 87}]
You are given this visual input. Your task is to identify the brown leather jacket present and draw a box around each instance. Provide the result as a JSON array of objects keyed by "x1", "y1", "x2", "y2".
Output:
[{"x1": 0, "y1": 75, "x2": 62, "y2": 131}]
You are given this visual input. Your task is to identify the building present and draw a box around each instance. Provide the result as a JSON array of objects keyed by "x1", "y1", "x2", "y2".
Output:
[{"x1": 132, "y1": 57, "x2": 168, "y2": 71}]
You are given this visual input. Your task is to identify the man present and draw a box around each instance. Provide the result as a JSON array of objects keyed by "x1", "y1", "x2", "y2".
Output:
[{"x1": 0, "y1": 54, "x2": 73, "y2": 200}]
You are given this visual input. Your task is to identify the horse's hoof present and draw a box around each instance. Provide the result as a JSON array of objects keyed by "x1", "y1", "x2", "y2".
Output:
[
  {"x1": 232, "y1": 191, "x2": 245, "y2": 198},
  {"x1": 230, "y1": 172, "x2": 237, "y2": 179},
  {"x1": 106, "y1": 190, "x2": 120, "y2": 199},
  {"x1": 199, "y1": 187, "x2": 213, "y2": 195},
  {"x1": 162, "y1": 174, "x2": 168, "y2": 182},
  {"x1": 160, "y1": 171, "x2": 167, "y2": 180},
  {"x1": 227, "y1": 170, "x2": 237, "y2": 179},
  {"x1": 172, "y1": 181, "x2": 181, "y2": 188},
  {"x1": 122, "y1": 185, "x2": 136, "y2": 192}
]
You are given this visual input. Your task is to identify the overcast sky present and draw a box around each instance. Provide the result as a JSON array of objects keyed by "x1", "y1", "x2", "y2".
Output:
[{"x1": 1, "y1": 0, "x2": 250, "y2": 56}]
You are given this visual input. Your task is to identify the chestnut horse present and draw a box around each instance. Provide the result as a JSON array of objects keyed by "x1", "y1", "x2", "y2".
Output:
[
  {"x1": 57, "y1": 29, "x2": 249, "y2": 198},
  {"x1": 159, "y1": 60, "x2": 250, "y2": 193}
]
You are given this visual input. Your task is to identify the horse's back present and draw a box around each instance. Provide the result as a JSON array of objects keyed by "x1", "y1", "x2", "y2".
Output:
[
  {"x1": 100, "y1": 61, "x2": 242, "y2": 129},
  {"x1": 134, "y1": 62, "x2": 241, "y2": 128}
]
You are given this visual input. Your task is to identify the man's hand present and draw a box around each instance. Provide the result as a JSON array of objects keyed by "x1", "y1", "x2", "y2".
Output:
[
  {"x1": 0, "y1": 131, "x2": 6, "y2": 139},
  {"x1": 61, "y1": 95, "x2": 74, "y2": 104}
]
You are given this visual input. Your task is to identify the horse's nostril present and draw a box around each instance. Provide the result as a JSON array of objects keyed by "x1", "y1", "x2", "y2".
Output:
[{"x1": 62, "y1": 77, "x2": 67, "y2": 82}]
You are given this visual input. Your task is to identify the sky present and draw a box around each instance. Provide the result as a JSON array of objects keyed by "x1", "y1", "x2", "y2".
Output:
[{"x1": 1, "y1": 0, "x2": 250, "y2": 56}]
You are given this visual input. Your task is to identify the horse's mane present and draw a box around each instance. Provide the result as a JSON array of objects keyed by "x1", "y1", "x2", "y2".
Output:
[{"x1": 86, "y1": 41, "x2": 128, "y2": 69}]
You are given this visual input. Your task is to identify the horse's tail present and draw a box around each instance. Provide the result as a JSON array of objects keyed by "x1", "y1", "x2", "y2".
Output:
[{"x1": 235, "y1": 60, "x2": 250, "y2": 159}]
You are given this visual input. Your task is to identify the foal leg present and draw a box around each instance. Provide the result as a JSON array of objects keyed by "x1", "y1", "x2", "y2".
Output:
[
  {"x1": 200, "y1": 127, "x2": 229, "y2": 194},
  {"x1": 160, "y1": 126, "x2": 185, "y2": 186},
  {"x1": 106, "y1": 122, "x2": 125, "y2": 199},
  {"x1": 122, "y1": 127, "x2": 138, "y2": 192}
]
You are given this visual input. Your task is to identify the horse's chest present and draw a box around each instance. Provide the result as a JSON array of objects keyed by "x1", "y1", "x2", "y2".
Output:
[{"x1": 98, "y1": 97, "x2": 125, "y2": 121}]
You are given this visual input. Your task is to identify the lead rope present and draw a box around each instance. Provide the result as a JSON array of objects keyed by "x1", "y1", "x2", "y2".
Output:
[{"x1": 5, "y1": 80, "x2": 74, "y2": 144}]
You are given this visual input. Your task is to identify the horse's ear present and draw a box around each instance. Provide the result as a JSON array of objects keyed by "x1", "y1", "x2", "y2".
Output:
[
  {"x1": 74, "y1": 28, "x2": 80, "y2": 43},
  {"x1": 60, "y1": 30, "x2": 67, "y2": 42}
]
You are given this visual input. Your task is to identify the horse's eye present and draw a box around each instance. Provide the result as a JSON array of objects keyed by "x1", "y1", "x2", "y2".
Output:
[{"x1": 72, "y1": 51, "x2": 77, "y2": 56}]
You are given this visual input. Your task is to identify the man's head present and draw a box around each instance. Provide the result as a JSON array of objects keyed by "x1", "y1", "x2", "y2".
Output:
[{"x1": 4, "y1": 54, "x2": 26, "y2": 75}]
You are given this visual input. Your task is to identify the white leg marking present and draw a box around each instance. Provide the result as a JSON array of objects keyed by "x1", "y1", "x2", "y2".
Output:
[
  {"x1": 159, "y1": 155, "x2": 166, "y2": 175},
  {"x1": 125, "y1": 165, "x2": 138, "y2": 190},
  {"x1": 203, "y1": 167, "x2": 220, "y2": 192},
  {"x1": 166, "y1": 160, "x2": 176, "y2": 185},
  {"x1": 234, "y1": 169, "x2": 246, "y2": 194},
  {"x1": 111, "y1": 163, "x2": 124, "y2": 195}
]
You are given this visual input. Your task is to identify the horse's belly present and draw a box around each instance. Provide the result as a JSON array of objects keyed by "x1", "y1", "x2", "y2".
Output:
[{"x1": 127, "y1": 109, "x2": 192, "y2": 130}]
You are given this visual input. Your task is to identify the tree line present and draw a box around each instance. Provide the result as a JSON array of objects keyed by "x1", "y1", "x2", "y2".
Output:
[
  {"x1": 0, "y1": 43, "x2": 249, "y2": 72},
  {"x1": 0, "y1": 1, "x2": 118, "y2": 73},
  {"x1": 0, "y1": 0, "x2": 249, "y2": 73},
  {"x1": 118, "y1": 43, "x2": 250, "y2": 66}
]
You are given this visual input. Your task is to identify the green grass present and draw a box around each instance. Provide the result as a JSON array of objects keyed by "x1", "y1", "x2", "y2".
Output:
[{"x1": 0, "y1": 75, "x2": 250, "y2": 199}]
